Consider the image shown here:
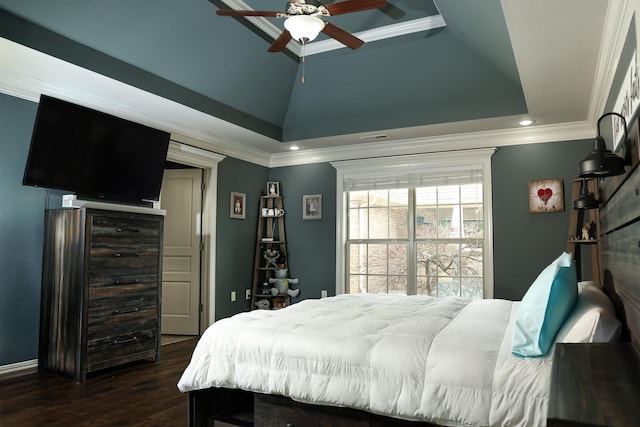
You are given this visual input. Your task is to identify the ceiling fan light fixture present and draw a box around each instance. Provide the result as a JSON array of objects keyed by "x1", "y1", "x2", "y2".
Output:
[{"x1": 284, "y1": 15, "x2": 325, "y2": 43}]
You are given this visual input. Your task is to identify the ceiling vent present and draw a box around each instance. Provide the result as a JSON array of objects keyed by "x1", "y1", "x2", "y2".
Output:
[{"x1": 360, "y1": 134, "x2": 390, "y2": 141}]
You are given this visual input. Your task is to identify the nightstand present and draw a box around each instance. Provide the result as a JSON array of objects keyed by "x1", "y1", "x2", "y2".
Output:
[{"x1": 548, "y1": 342, "x2": 640, "y2": 426}]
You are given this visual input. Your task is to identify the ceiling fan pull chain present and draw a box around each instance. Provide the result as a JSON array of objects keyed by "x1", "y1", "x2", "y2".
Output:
[{"x1": 301, "y1": 41, "x2": 306, "y2": 84}]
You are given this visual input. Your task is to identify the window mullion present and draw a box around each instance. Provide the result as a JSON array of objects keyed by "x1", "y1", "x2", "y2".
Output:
[{"x1": 407, "y1": 188, "x2": 416, "y2": 295}]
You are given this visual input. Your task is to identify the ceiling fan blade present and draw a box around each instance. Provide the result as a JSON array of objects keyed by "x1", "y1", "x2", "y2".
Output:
[
  {"x1": 216, "y1": 9, "x2": 280, "y2": 17},
  {"x1": 325, "y1": 0, "x2": 387, "y2": 16},
  {"x1": 268, "y1": 30, "x2": 293, "y2": 52},
  {"x1": 321, "y1": 22, "x2": 364, "y2": 49}
]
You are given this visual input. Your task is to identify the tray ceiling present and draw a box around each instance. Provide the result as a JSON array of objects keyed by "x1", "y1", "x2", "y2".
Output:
[{"x1": 0, "y1": 0, "x2": 617, "y2": 160}]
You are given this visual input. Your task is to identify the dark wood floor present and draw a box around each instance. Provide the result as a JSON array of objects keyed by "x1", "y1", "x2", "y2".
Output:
[{"x1": 0, "y1": 338, "x2": 198, "y2": 426}]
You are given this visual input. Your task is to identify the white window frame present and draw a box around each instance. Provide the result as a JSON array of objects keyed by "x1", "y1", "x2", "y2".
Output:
[{"x1": 331, "y1": 148, "x2": 496, "y2": 298}]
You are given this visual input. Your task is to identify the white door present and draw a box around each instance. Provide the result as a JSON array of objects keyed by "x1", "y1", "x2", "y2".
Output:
[{"x1": 160, "y1": 168, "x2": 202, "y2": 335}]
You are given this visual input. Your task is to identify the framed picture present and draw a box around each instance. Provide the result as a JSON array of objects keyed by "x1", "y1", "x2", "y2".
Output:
[
  {"x1": 267, "y1": 181, "x2": 280, "y2": 197},
  {"x1": 230, "y1": 192, "x2": 246, "y2": 219},
  {"x1": 303, "y1": 194, "x2": 322, "y2": 220},
  {"x1": 528, "y1": 179, "x2": 564, "y2": 213}
]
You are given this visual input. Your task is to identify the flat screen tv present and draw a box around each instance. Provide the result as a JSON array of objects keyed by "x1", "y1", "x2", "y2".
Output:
[{"x1": 23, "y1": 95, "x2": 170, "y2": 206}]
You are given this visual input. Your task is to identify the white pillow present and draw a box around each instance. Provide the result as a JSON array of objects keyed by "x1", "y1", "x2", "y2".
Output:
[{"x1": 555, "y1": 282, "x2": 622, "y2": 343}]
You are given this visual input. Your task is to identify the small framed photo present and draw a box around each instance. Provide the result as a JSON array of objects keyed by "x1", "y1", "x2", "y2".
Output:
[
  {"x1": 230, "y1": 192, "x2": 246, "y2": 219},
  {"x1": 303, "y1": 194, "x2": 322, "y2": 220},
  {"x1": 267, "y1": 181, "x2": 280, "y2": 197},
  {"x1": 528, "y1": 179, "x2": 564, "y2": 213}
]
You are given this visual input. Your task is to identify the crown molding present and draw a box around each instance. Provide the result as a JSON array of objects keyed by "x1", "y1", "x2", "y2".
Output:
[
  {"x1": 588, "y1": 0, "x2": 634, "y2": 123},
  {"x1": 303, "y1": 15, "x2": 447, "y2": 56},
  {"x1": 219, "y1": 0, "x2": 446, "y2": 57},
  {"x1": 269, "y1": 121, "x2": 595, "y2": 167},
  {"x1": 167, "y1": 141, "x2": 226, "y2": 167}
]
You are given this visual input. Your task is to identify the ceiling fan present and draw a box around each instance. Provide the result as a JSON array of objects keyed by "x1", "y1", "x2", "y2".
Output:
[{"x1": 216, "y1": 0, "x2": 388, "y2": 52}]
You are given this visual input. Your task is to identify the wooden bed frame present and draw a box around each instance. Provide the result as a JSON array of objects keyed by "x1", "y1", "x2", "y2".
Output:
[{"x1": 187, "y1": 163, "x2": 640, "y2": 427}]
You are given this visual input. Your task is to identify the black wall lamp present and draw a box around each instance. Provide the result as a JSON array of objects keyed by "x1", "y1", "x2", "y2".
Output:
[
  {"x1": 573, "y1": 178, "x2": 599, "y2": 209},
  {"x1": 579, "y1": 112, "x2": 628, "y2": 178}
]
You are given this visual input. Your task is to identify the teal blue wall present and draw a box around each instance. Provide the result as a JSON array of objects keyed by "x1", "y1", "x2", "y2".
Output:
[
  {"x1": 0, "y1": 93, "x2": 44, "y2": 365},
  {"x1": 269, "y1": 163, "x2": 337, "y2": 300},
  {"x1": 0, "y1": 91, "x2": 601, "y2": 366},
  {"x1": 492, "y1": 140, "x2": 593, "y2": 300},
  {"x1": 215, "y1": 157, "x2": 268, "y2": 319}
]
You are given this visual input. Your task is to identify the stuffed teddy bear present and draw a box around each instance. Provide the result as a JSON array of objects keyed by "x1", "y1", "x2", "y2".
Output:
[
  {"x1": 255, "y1": 299, "x2": 270, "y2": 310},
  {"x1": 269, "y1": 268, "x2": 300, "y2": 297}
]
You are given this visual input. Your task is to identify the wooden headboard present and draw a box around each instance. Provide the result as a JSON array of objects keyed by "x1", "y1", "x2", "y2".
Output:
[{"x1": 599, "y1": 155, "x2": 640, "y2": 351}]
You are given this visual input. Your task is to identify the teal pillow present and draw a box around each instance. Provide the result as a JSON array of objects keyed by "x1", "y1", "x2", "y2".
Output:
[{"x1": 512, "y1": 252, "x2": 578, "y2": 357}]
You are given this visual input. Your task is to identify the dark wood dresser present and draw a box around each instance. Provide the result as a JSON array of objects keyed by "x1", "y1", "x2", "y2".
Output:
[{"x1": 38, "y1": 207, "x2": 164, "y2": 382}]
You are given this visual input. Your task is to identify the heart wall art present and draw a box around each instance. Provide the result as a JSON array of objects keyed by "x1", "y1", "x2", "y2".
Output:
[{"x1": 528, "y1": 179, "x2": 565, "y2": 213}]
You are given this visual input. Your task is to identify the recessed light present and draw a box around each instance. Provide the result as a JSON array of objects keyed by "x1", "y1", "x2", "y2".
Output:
[
  {"x1": 519, "y1": 119, "x2": 535, "y2": 126},
  {"x1": 289, "y1": 145, "x2": 300, "y2": 151}
]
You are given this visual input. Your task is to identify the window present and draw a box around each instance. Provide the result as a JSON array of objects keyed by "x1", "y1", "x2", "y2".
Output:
[{"x1": 333, "y1": 149, "x2": 494, "y2": 298}]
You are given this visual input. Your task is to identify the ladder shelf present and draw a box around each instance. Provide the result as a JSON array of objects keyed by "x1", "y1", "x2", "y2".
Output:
[
  {"x1": 251, "y1": 195, "x2": 293, "y2": 310},
  {"x1": 566, "y1": 178, "x2": 601, "y2": 283}
]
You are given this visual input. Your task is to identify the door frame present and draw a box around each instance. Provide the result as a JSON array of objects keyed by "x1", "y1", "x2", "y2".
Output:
[{"x1": 166, "y1": 141, "x2": 225, "y2": 329}]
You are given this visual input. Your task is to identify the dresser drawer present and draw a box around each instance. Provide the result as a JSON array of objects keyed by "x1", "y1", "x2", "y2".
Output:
[
  {"x1": 87, "y1": 303, "x2": 157, "y2": 331},
  {"x1": 89, "y1": 242, "x2": 159, "y2": 271},
  {"x1": 88, "y1": 273, "x2": 158, "y2": 288},
  {"x1": 87, "y1": 312, "x2": 158, "y2": 353},
  {"x1": 86, "y1": 327, "x2": 158, "y2": 369},
  {"x1": 88, "y1": 283, "x2": 158, "y2": 317},
  {"x1": 90, "y1": 214, "x2": 161, "y2": 245}
]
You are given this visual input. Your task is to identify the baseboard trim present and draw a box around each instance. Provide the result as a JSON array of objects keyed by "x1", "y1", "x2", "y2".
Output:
[{"x1": 0, "y1": 359, "x2": 37, "y2": 381}]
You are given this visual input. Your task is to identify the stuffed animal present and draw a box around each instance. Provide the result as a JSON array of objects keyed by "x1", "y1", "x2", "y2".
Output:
[
  {"x1": 271, "y1": 296, "x2": 287, "y2": 309},
  {"x1": 581, "y1": 221, "x2": 591, "y2": 240},
  {"x1": 269, "y1": 268, "x2": 300, "y2": 297},
  {"x1": 264, "y1": 248, "x2": 279, "y2": 268},
  {"x1": 255, "y1": 299, "x2": 270, "y2": 310}
]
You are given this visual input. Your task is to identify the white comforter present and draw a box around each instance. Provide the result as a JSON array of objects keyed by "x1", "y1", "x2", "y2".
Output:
[{"x1": 177, "y1": 294, "x2": 552, "y2": 427}]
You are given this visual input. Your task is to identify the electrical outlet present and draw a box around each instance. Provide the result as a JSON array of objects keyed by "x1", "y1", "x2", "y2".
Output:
[
  {"x1": 245, "y1": 289, "x2": 251, "y2": 300},
  {"x1": 231, "y1": 291, "x2": 236, "y2": 302},
  {"x1": 321, "y1": 290, "x2": 328, "y2": 298}
]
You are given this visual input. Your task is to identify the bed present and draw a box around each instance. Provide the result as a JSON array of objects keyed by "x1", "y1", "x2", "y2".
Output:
[{"x1": 178, "y1": 164, "x2": 640, "y2": 427}]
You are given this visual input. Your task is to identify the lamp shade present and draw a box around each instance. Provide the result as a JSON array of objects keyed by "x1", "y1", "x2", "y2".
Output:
[
  {"x1": 578, "y1": 136, "x2": 626, "y2": 177},
  {"x1": 284, "y1": 15, "x2": 325, "y2": 43},
  {"x1": 578, "y1": 112, "x2": 628, "y2": 178},
  {"x1": 573, "y1": 179, "x2": 599, "y2": 209}
]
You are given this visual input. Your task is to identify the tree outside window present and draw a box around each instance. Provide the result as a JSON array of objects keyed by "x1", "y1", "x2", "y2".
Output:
[{"x1": 347, "y1": 179, "x2": 484, "y2": 298}]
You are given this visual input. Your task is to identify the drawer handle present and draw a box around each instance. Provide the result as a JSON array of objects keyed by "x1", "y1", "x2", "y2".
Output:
[
  {"x1": 113, "y1": 279, "x2": 140, "y2": 285},
  {"x1": 113, "y1": 307, "x2": 139, "y2": 315},
  {"x1": 116, "y1": 227, "x2": 140, "y2": 233},
  {"x1": 112, "y1": 337, "x2": 138, "y2": 345},
  {"x1": 113, "y1": 252, "x2": 138, "y2": 257}
]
